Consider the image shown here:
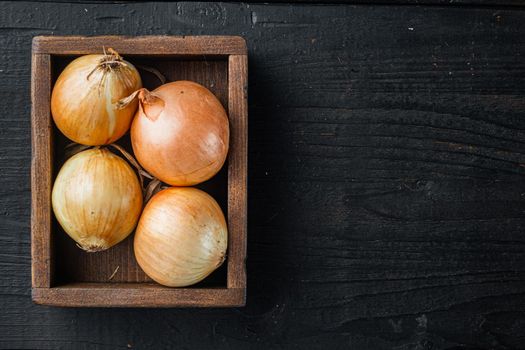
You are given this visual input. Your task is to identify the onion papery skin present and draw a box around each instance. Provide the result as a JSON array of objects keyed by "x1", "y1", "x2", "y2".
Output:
[
  {"x1": 134, "y1": 187, "x2": 228, "y2": 287},
  {"x1": 131, "y1": 81, "x2": 229, "y2": 186},
  {"x1": 51, "y1": 53, "x2": 142, "y2": 145},
  {"x1": 52, "y1": 148, "x2": 143, "y2": 252}
]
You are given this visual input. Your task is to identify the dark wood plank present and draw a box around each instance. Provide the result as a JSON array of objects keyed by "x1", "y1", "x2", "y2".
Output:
[
  {"x1": 20, "y1": 0, "x2": 525, "y2": 7},
  {"x1": 33, "y1": 284, "x2": 245, "y2": 307},
  {"x1": 2, "y1": 1, "x2": 525, "y2": 349},
  {"x1": 33, "y1": 35, "x2": 247, "y2": 55},
  {"x1": 243, "y1": 0, "x2": 525, "y2": 5},
  {"x1": 30, "y1": 53, "x2": 53, "y2": 288},
  {"x1": 227, "y1": 55, "x2": 248, "y2": 291},
  {"x1": 261, "y1": 0, "x2": 525, "y2": 4}
]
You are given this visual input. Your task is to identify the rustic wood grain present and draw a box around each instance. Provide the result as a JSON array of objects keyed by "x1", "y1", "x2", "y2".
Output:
[
  {"x1": 33, "y1": 284, "x2": 245, "y2": 308},
  {"x1": 30, "y1": 53, "x2": 53, "y2": 289},
  {"x1": 20, "y1": 0, "x2": 525, "y2": 6},
  {"x1": 2, "y1": 1, "x2": 525, "y2": 349},
  {"x1": 227, "y1": 55, "x2": 248, "y2": 291},
  {"x1": 33, "y1": 35, "x2": 247, "y2": 56}
]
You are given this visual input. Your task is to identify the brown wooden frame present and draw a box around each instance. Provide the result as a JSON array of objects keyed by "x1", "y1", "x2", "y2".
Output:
[{"x1": 31, "y1": 36, "x2": 247, "y2": 307}]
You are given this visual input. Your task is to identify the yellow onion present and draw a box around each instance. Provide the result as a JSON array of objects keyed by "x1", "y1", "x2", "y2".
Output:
[
  {"x1": 126, "y1": 81, "x2": 229, "y2": 186},
  {"x1": 51, "y1": 49, "x2": 142, "y2": 145},
  {"x1": 134, "y1": 187, "x2": 227, "y2": 287},
  {"x1": 52, "y1": 148, "x2": 143, "y2": 252}
]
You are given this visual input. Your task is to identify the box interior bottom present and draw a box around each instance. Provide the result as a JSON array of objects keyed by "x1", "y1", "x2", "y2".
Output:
[{"x1": 50, "y1": 55, "x2": 230, "y2": 288}]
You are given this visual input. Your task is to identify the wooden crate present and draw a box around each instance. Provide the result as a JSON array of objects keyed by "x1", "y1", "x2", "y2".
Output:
[{"x1": 31, "y1": 36, "x2": 247, "y2": 307}]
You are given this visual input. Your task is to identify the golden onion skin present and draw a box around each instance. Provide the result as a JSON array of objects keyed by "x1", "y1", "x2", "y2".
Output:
[
  {"x1": 51, "y1": 53, "x2": 142, "y2": 145},
  {"x1": 131, "y1": 81, "x2": 229, "y2": 186},
  {"x1": 52, "y1": 148, "x2": 143, "y2": 252},
  {"x1": 134, "y1": 187, "x2": 228, "y2": 287}
]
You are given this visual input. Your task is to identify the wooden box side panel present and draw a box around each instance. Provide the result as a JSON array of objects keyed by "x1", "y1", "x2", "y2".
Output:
[
  {"x1": 32, "y1": 284, "x2": 245, "y2": 308},
  {"x1": 227, "y1": 55, "x2": 248, "y2": 292},
  {"x1": 32, "y1": 36, "x2": 247, "y2": 56},
  {"x1": 31, "y1": 52, "x2": 53, "y2": 288}
]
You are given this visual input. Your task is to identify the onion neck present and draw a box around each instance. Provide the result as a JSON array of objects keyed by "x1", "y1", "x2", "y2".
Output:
[
  {"x1": 116, "y1": 88, "x2": 165, "y2": 121},
  {"x1": 87, "y1": 48, "x2": 124, "y2": 81},
  {"x1": 138, "y1": 89, "x2": 165, "y2": 121},
  {"x1": 99, "y1": 47, "x2": 123, "y2": 71}
]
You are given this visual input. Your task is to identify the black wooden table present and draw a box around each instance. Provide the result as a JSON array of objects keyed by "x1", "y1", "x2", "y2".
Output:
[{"x1": 2, "y1": 1, "x2": 525, "y2": 349}]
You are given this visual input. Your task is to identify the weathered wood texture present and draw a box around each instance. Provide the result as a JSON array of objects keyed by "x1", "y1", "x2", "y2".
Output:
[
  {"x1": 227, "y1": 54, "x2": 248, "y2": 289},
  {"x1": 19, "y1": 0, "x2": 525, "y2": 7},
  {"x1": 30, "y1": 53, "x2": 53, "y2": 289},
  {"x1": 33, "y1": 35, "x2": 247, "y2": 55},
  {"x1": 2, "y1": 0, "x2": 525, "y2": 349},
  {"x1": 33, "y1": 284, "x2": 246, "y2": 308}
]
